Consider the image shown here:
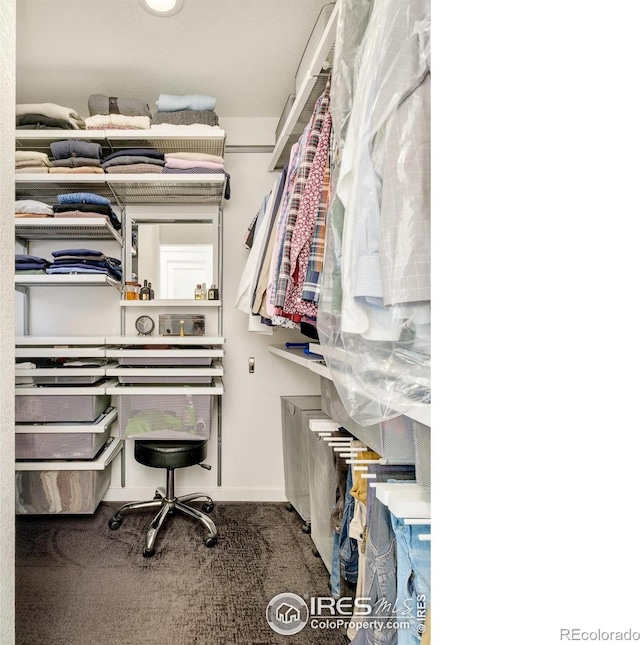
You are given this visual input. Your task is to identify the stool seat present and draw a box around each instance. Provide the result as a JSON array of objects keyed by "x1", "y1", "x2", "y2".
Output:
[{"x1": 135, "y1": 440, "x2": 207, "y2": 469}]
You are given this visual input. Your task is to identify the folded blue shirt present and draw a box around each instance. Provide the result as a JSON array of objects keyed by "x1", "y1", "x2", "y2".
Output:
[
  {"x1": 57, "y1": 192, "x2": 111, "y2": 206},
  {"x1": 51, "y1": 248, "x2": 104, "y2": 258},
  {"x1": 156, "y1": 94, "x2": 216, "y2": 112}
]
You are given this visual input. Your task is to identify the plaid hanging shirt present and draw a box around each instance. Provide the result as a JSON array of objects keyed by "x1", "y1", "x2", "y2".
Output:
[{"x1": 273, "y1": 81, "x2": 331, "y2": 310}]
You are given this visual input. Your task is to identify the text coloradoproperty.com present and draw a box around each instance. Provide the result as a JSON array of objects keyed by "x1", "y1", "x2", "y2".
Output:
[{"x1": 561, "y1": 629, "x2": 640, "y2": 641}]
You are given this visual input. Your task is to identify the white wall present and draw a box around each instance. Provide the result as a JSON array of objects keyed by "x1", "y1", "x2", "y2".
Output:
[{"x1": 0, "y1": 2, "x2": 16, "y2": 643}]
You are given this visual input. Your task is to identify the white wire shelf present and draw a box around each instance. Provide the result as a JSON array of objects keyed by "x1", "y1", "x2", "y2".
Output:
[
  {"x1": 106, "y1": 377, "x2": 224, "y2": 396},
  {"x1": 268, "y1": 5, "x2": 336, "y2": 171},
  {"x1": 15, "y1": 274, "x2": 122, "y2": 290},
  {"x1": 15, "y1": 127, "x2": 226, "y2": 158},
  {"x1": 119, "y1": 299, "x2": 220, "y2": 307},
  {"x1": 14, "y1": 217, "x2": 123, "y2": 244},
  {"x1": 15, "y1": 173, "x2": 226, "y2": 206},
  {"x1": 15, "y1": 407, "x2": 118, "y2": 434}
]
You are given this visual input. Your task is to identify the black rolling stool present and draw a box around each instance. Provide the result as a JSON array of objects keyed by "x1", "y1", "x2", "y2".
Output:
[{"x1": 108, "y1": 440, "x2": 218, "y2": 557}]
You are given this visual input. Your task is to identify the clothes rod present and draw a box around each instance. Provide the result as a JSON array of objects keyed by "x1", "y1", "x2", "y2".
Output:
[{"x1": 225, "y1": 145, "x2": 274, "y2": 153}]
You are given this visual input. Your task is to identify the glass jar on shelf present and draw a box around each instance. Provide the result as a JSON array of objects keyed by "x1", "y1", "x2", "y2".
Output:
[{"x1": 124, "y1": 281, "x2": 140, "y2": 300}]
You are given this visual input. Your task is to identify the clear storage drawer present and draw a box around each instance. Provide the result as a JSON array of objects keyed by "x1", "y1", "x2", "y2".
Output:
[{"x1": 116, "y1": 392, "x2": 212, "y2": 440}]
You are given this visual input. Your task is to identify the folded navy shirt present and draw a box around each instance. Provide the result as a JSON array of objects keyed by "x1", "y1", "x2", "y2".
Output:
[
  {"x1": 50, "y1": 140, "x2": 102, "y2": 161},
  {"x1": 102, "y1": 148, "x2": 165, "y2": 163}
]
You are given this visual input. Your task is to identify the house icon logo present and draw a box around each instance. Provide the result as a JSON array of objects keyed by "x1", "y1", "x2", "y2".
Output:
[{"x1": 266, "y1": 592, "x2": 309, "y2": 635}]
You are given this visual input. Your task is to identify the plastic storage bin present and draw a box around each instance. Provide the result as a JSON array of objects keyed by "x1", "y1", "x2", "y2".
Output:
[
  {"x1": 15, "y1": 392, "x2": 111, "y2": 423},
  {"x1": 320, "y1": 377, "x2": 415, "y2": 461},
  {"x1": 14, "y1": 438, "x2": 122, "y2": 515},
  {"x1": 280, "y1": 395, "x2": 326, "y2": 525},
  {"x1": 116, "y1": 392, "x2": 211, "y2": 440}
]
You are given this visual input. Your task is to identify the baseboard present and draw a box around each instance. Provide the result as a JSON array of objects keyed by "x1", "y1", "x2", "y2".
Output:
[{"x1": 103, "y1": 486, "x2": 287, "y2": 503}]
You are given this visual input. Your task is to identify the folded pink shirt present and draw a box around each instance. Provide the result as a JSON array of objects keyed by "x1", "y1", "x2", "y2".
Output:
[{"x1": 164, "y1": 157, "x2": 224, "y2": 171}]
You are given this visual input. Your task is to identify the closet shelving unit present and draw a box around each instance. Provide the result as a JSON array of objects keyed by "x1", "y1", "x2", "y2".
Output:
[
  {"x1": 14, "y1": 126, "x2": 228, "y2": 508},
  {"x1": 268, "y1": 3, "x2": 336, "y2": 171}
]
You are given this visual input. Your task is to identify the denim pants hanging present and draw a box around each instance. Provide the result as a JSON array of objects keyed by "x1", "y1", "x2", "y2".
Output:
[
  {"x1": 356, "y1": 464, "x2": 416, "y2": 645},
  {"x1": 390, "y1": 513, "x2": 431, "y2": 645},
  {"x1": 339, "y1": 465, "x2": 359, "y2": 584}
]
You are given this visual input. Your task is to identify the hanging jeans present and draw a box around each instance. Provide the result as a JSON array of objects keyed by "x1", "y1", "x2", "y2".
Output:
[
  {"x1": 339, "y1": 465, "x2": 359, "y2": 584},
  {"x1": 357, "y1": 465, "x2": 416, "y2": 645},
  {"x1": 390, "y1": 513, "x2": 431, "y2": 645}
]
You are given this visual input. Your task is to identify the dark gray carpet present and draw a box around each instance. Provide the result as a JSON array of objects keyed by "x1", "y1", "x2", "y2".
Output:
[{"x1": 16, "y1": 502, "x2": 349, "y2": 645}]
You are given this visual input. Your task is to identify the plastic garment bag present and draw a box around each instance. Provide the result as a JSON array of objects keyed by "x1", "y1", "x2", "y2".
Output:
[{"x1": 317, "y1": 0, "x2": 431, "y2": 425}]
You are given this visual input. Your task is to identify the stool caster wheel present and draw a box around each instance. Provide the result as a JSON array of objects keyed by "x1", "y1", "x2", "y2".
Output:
[
  {"x1": 202, "y1": 502, "x2": 214, "y2": 513},
  {"x1": 143, "y1": 548, "x2": 155, "y2": 557},
  {"x1": 312, "y1": 546, "x2": 320, "y2": 558},
  {"x1": 302, "y1": 522, "x2": 311, "y2": 534},
  {"x1": 153, "y1": 493, "x2": 163, "y2": 501},
  {"x1": 108, "y1": 515, "x2": 122, "y2": 530},
  {"x1": 286, "y1": 503, "x2": 294, "y2": 512},
  {"x1": 204, "y1": 534, "x2": 218, "y2": 548}
]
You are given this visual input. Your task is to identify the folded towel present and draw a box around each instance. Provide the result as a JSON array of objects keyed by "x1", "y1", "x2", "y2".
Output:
[
  {"x1": 50, "y1": 139, "x2": 102, "y2": 161},
  {"x1": 164, "y1": 157, "x2": 224, "y2": 171},
  {"x1": 156, "y1": 94, "x2": 216, "y2": 112},
  {"x1": 16, "y1": 103, "x2": 85, "y2": 129},
  {"x1": 151, "y1": 109, "x2": 219, "y2": 127},
  {"x1": 15, "y1": 150, "x2": 52, "y2": 166},
  {"x1": 165, "y1": 151, "x2": 224, "y2": 164},
  {"x1": 15, "y1": 200, "x2": 54, "y2": 215},
  {"x1": 49, "y1": 167, "x2": 105, "y2": 174},
  {"x1": 88, "y1": 93, "x2": 152, "y2": 118},
  {"x1": 84, "y1": 114, "x2": 151, "y2": 130}
]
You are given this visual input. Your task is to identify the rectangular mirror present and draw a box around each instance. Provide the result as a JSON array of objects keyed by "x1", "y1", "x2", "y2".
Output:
[{"x1": 133, "y1": 221, "x2": 216, "y2": 300}]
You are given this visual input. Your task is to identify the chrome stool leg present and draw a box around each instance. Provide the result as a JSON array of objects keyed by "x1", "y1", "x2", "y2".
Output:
[
  {"x1": 176, "y1": 501, "x2": 218, "y2": 547},
  {"x1": 143, "y1": 502, "x2": 173, "y2": 557}
]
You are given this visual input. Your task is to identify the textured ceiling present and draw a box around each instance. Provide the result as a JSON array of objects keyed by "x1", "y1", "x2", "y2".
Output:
[{"x1": 16, "y1": 0, "x2": 332, "y2": 120}]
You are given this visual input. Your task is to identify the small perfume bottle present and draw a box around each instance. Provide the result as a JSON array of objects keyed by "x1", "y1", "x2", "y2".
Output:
[{"x1": 207, "y1": 284, "x2": 219, "y2": 300}]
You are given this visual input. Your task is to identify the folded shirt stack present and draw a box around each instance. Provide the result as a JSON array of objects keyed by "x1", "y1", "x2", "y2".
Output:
[
  {"x1": 15, "y1": 199, "x2": 54, "y2": 218},
  {"x1": 16, "y1": 102, "x2": 86, "y2": 130},
  {"x1": 15, "y1": 150, "x2": 52, "y2": 174},
  {"x1": 54, "y1": 192, "x2": 121, "y2": 230},
  {"x1": 49, "y1": 139, "x2": 104, "y2": 174},
  {"x1": 151, "y1": 93, "x2": 219, "y2": 127},
  {"x1": 88, "y1": 94, "x2": 152, "y2": 118},
  {"x1": 47, "y1": 248, "x2": 122, "y2": 281},
  {"x1": 101, "y1": 147, "x2": 165, "y2": 174},
  {"x1": 16, "y1": 254, "x2": 51, "y2": 273},
  {"x1": 84, "y1": 113, "x2": 151, "y2": 130},
  {"x1": 161, "y1": 151, "x2": 230, "y2": 199},
  {"x1": 15, "y1": 362, "x2": 36, "y2": 387}
]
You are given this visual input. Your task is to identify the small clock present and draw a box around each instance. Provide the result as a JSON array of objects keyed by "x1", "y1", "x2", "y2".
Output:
[{"x1": 135, "y1": 315, "x2": 155, "y2": 336}]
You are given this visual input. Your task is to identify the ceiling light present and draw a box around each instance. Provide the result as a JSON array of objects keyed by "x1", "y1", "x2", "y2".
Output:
[{"x1": 139, "y1": 0, "x2": 184, "y2": 16}]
